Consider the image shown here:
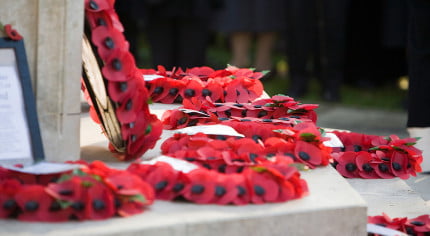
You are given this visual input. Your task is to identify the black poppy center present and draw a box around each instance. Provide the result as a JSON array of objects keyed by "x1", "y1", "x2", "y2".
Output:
[
  {"x1": 258, "y1": 110, "x2": 268, "y2": 118},
  {"x1": 249, "y1": 153, "x2": 258, "y2": 163},
  {"x1": 49, "y1": 201, "x2": 62, "y2": 212},
  {"x1": 410, "y1": 221, "x2": 424, "y2": 226},
  {"x1": 298, "y1": 151, "x2": 311, "y2": 161},
  {"x1": 184, "y1": 89, "x2": 196, "y2": 97},
  {"x1": 215, "y1": 186, "x2": 226, "y2": 196},
  {"x1": 112, "y1": 58, "x2": 122, "y2": 71},
  {"x1": 392, "y1": 162, "x2": 402, "y2": 171},
  {"x1": 173, "y1": 183, "x2": 185, "y2": 192},
  {"x1": 125, "y1": 99, "x2": 133, "y2": 110},
  {"x1": 191, "y1": 185, "x2": 205, "y2": 194},
  {"x1": 362, "y1": 163, "x2": 373, "y2": 172},
  {"x1": 71, "y1": 201, "x2": 85, "y2": 211},
  {"x1": 353, "y1": 145, "x2": 362, "y2": 152},
  {"x1": 119, "y1": 82, "x2": 128, "y2": 92},
  {"x1": 202, "y1": 89, "x2": 212, "y2": 97},
  {"x1": 252, "y1": 135, "x2": 262, "y2": 143},
  {"x1": 345, "y1": 163, "x2": 357, "y2": 172},
  {"x1": 155, "y1": 181, "x2": 168, "y2": 191},
  {"x1": 92, "y1": 199, "x2": 106, "y2": 211},
  {"x1": 177, "y1": 117, "x2": 188, "y2": 125},
  {"x1": 104, "y1": 37, "x2": 115, "y2": 49},
  {"x1": 378, "y1": 163, "x2": 389, "y2": 172},
  {"x1": 237, "y1": 186, "x2": 246, "y2": 196},
  {"x1": 169, "y1": 88, "x2": 179, "y2": 96},
  {"x1": 154, "y1": 86, "x2": 164, "y2": 94},
  {"x1": 24, "y1": 201, "x2": 39, "y2": 212},
  {"x1": 2, "y1": 199, "x2": 16, "y2": 210},
  {"x1": 254, "y1": 185, "x2": 265, "y2": 196},
  {"x1": 89, "y1": 0, "x2": 99, "y2": 10}
]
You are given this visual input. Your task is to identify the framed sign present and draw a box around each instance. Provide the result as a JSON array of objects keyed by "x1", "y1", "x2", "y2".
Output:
[{"x1": 0, "y1": 37, "x2": 44, "y2": 166}]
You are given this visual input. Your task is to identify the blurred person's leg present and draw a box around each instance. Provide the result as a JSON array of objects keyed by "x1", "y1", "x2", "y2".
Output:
[
  {"x1": 230, "y1": 32, "x2": 252, "y2": 68},
  {"x1": 255, "y1": 32, "x2": 277, "y2": 71},
  {"x1": 285, "y1": 0, "x2": 316, "y2": 98},
  {"x1": 407, "y1": 0, "x2": 430, "y2": 172},
  {"x1": 318, "y1": 0, "x2": 351, "y2": 102},
  {"x1": 176, "y1": 18, "x2": 210, "y2": 69}
]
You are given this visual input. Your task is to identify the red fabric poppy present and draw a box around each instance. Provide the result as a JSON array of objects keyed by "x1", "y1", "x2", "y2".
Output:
[
  {"x1": 115, "y1": 88, "x2": 145, "y2": 124},
  {"x1": 245, "y1": 167, "x2": 280, "y2": 204},
  {"x1": 390, "y1": 151, "x2": 411, "y2": 179},
  {"x1": 102, "y1": 49, "x2": 137, "y2": 82},
  {"x1": 368, "y1": 213, "x2": 407, "y2": 232},
  {"x1": 211, "y1": 174, "x2": 240, "y2": 204},
  {"x1": 84, "y1": 182, "x2": 115, "y2": 220},
  {"x1": 158, "y1": 79, "x2": 186, "y2": 104},
  {"x1": 373, "y1": 152, "x2": 395, "y2": 179},
  {"x1": 4, "y1": 24, "x2": 23, "y2": 41},
  {"x1": 186, "y1": 66, "x2": 215, "y2": 80},
  {"x1": 333, "y1": 151, "x2": 360, "y2": 178},
  {"x1": 182, "y1": 169, "x2": 216, "y2": 204},
  {"x1": 180, "y1": 78, "x2": 204, "y2": 100},
  {"x1": 91, "y1": 25, "x2": 128, "y2": 59},
  {"x1": 406, "y1": 214, "x2": 430, "y2": 233},
  {"x1": 125, "y1": 115, "x2": 162, "y2": 159},
  {"x1": 84, "y1": 0, "x2": 113, "y2": 12},
  {"x1": 294, "y1": 140, "x2": 323, "y2": 168},
  {"x1": 355, "y1": 151, "x2": 380, "y2": 179},
  {"x1": 141, "y1": 162, "x2": 180, "y2": 200},
  {"x1": 203, "y1": 79, "x2": 224, "y2": 102},
  {"x1": 0, "y1": 179, "x2": 21, "y2": 218}
]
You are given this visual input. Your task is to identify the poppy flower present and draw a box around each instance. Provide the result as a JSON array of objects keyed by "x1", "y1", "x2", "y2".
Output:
[
  {"x1": 373, "y1": 151, "x2": 395, "y2": 179},
  {"x1": 115, "y1": 88, "x2": 145, "y2": 124},
  {"x1": 245, "y1": 167, "x2": 280, "y2": 204},
  {"x1": 294, "y1": 140, "x2": 323, "y2": 168},
  {"x1": 0, "y1": 179, "x2": 21, "y2": 218},
  {"x1": 141, "y1": 162, "x2": 180, "y2": 200},
  {"x1": 182, "y1": 169, "x2": 216, "y2": 204},
  {"x1": 368, "y1": 213, "x2": 407, "y2": 232},
  {"x1": 162, "y1": 109, "x2": 191, "y2": 129},
  {"x1": 203, "y1": 79, "x2": 224, "y2": 102},
  {"x1": 211, "y1": 174, "x2": 240, "y2": 204},
  {"x1": 406, "y1": 214, "x2": 430, "y2": 234},
  {"x1": 390, "y1": 151, "x2": 410, "y2": 179},
  {"x1": 180, "y1": 78, "x2": 204, "y2": 100},
  {"x1": 125, "y1": 114, "x2": 162, "y2": 160},
  {"x1": 355, "y1": 152, "x2": 379, "y2": 179},
  {"x1": 4, "y1": 24, "x2": 23, "y2": 41},
  {"x1": 186, "y1": 66, "x2": 215, "y2": 80},
  {"x1": 333, "y1": 151, "x2": 360, "y2": 178},
  {"x1": 84, "y1": 182, "x2": 115, "y2": 220},
  {"x1": 91, "y1": 26, "x2": 128, "y2": 59},
  {"x1": 102, "y1": 49, "x2": 137, "y2": 82},
  {"x1": 158, "y1": 79, "x2": 186, "y2": 104}
]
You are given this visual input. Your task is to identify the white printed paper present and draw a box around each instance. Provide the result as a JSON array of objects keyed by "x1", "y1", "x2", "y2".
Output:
[
  {"x1": 323, "y1": 132, "x2": 344, "y2": 148},
  {"x1": 2, "y1": 161, "x2": 81, "y2": 175},
  {"x1": 367, "y1": 224, "x2": 408, "y2": 236},
  {"x1": 142, "y1": 155, "x2": 198, "y2": 173},
  {"x1": 0, "y1": 65, "x2": 32, "y2": 162},
  {"x1": 143, "y1": 74, "x2": 164, "y2": 81},
  {"x1": 175, "y1": 124, "x2": 245, "y2": 137}
]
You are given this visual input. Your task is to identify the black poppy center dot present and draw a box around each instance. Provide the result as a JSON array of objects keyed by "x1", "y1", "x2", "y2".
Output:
[
  {"x1": 173, "y1": 183, "x2": 185, "y2": 192},
  {"x1": 119, "y1": 82, "x2": 128, "y2": 92},
  {"x1": 184, "y1": 89, "x2": 196, "y2": 97},
  {"x1": 112, "y1": 59, "x2": 122, "y2": 71},
  {"x1": 241, "y1": 109, "x2": 247, "y2": 117},
  {"x1": 218, "y1": 164, "x2": 227, "y2": 173},
  {"x1": 392, "y1": 162, "x2": 402, "y2": 171},
  {"x1": 97, "y1": 18, "x2": 107, "y2": 26},
  {"x1": 202, "y1": 89, "x2": 212, "y2": 97},
  {"x1": 126, "y1": 100, "x2": 133, "y2": 110},
  {"x1": 279, "y1": 117, "x2": 290, "y2": 121},
  {"x1": 72, "y1": 201, "x2": 85, "y2": 211},
  {"x1": 154, "y1": 86, "x2": 164, "y2": 94},
  {"x1": 233, "y1": 103, "x2": 244, "y2": 107},
  {"x1": 177, "y1": 117, "x2": 188, "y2": 125},
  {"x1": 215, "y1": 186, "x2": 226, "y2": 196},
  {"x1": 155, "y1": 181, "x2": 168, "y2": 191},
  {"x1": 241, "y1": 119, "x2": 251, "y2": 122},
  {"x1": 49, "y1": 201, "x2": 61, "y2": 212},
  {"x1": 262, "y1": 119, "x2": 272, "y2": 122},
  {"x1": 59, "y1": 189, "x2": 74, "y2": 196},
  {"x1": 224, "y1": 109, "x2": 231, "y2": 117},
  {"x1": 362, "y1": 163, "x2": 373, "y2": 172},
  {"x1": 254, "y1": 105, "x2": 262, "y2": 108},
  {"x1": 92, "y1": 199, "x2": 106, "y2": 211},
  {"x1": 215, "y1": 135, "x2": 227, "y2": 140},
  {"x1": 25, "y1": 201, "x2": 39, "y2": 212},
  {"x1": 129, "y1": 122, "x2": 135, "y2": 128},
  {"x1": 290, "y1": 115, "x2": 301, "y2": 119},
  {"x1": 89, "y1": 0, "x2": 99, "y2": 10},
  {"x1": 104, "y1": 37, "x2": 114, "y2": 49},
  {"x1": 258, "y1": 110, "x2": 268, "y2": 118},
  {"x1": 410, "y1": 221, "x2": 424, "y2": 226},
  {"x1": 237, "y1": 186, "x2": 246, "y2": 196},
  {"x1": 353, "y1": 145, "x2": 362, "y2": 152},
  {"x1": 252, "y1": 135, "x2": 262, "y2": 143},
  {"x1": 219, "y1": 117, "x2": 229, "y2": 121},
  {"x1": 191, "y1": 185, "x2": 205, "y2": 194},
  {"x1": 345, "y1": 163, "x2": 357, "y2": 172},
  {"x1": 298, "y1": 151, "x2": 311, "y2": 161},
  {"x1": 254, "y1": 185, "x2": 265, "y2": 196},
  {"x1": 3, "y1": 199, "x2": 16, "y2": 210},
  {"x1": 249, "y1": 153, "x2": 258, "y2": 162},
  {"x1": 187, "y1": 119, "x2": 198, "y2": 127},
  {"x1": 378, "y1": 163, "x2": 389, "y2": 172},
  {"x1": 169, "y1": 88, "x2": 179, "y2": 96}
]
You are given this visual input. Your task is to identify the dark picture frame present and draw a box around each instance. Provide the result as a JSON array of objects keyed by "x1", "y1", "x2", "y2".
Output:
[{"x1": 0, "y1": 37, "x2": 44, "y2": 165}]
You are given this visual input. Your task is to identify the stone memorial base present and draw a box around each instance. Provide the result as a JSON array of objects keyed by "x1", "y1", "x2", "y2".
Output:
[{"x1": 0, "y1": 103, "x2": 368, "y2": 236}]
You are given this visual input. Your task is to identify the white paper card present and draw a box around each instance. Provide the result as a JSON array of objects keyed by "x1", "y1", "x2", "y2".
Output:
[
  {"x1": 2, "y1": 161, "x2": 81, "y2": 175},
  {"x1": 142, "y1": 155, "x2": 198, "y2": 173},
  {"x1": 143, "y1": 74, "x2": 164, "y2": 81},
  {"x1": 0, "y1": 65, "x2": 32, "y2": 161},
  {"x1": 175, "y1": 124, "x2": 245, "y2": 137},
  {"x1": 323, "y1": 132, "x2": 344, "y2": 148},
  {"x1": 367, "y1": 224, "x2": 408, "y2": 236},
  {"x1": 178, "y1": 108, "x2": 210, "y2": 117}
]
